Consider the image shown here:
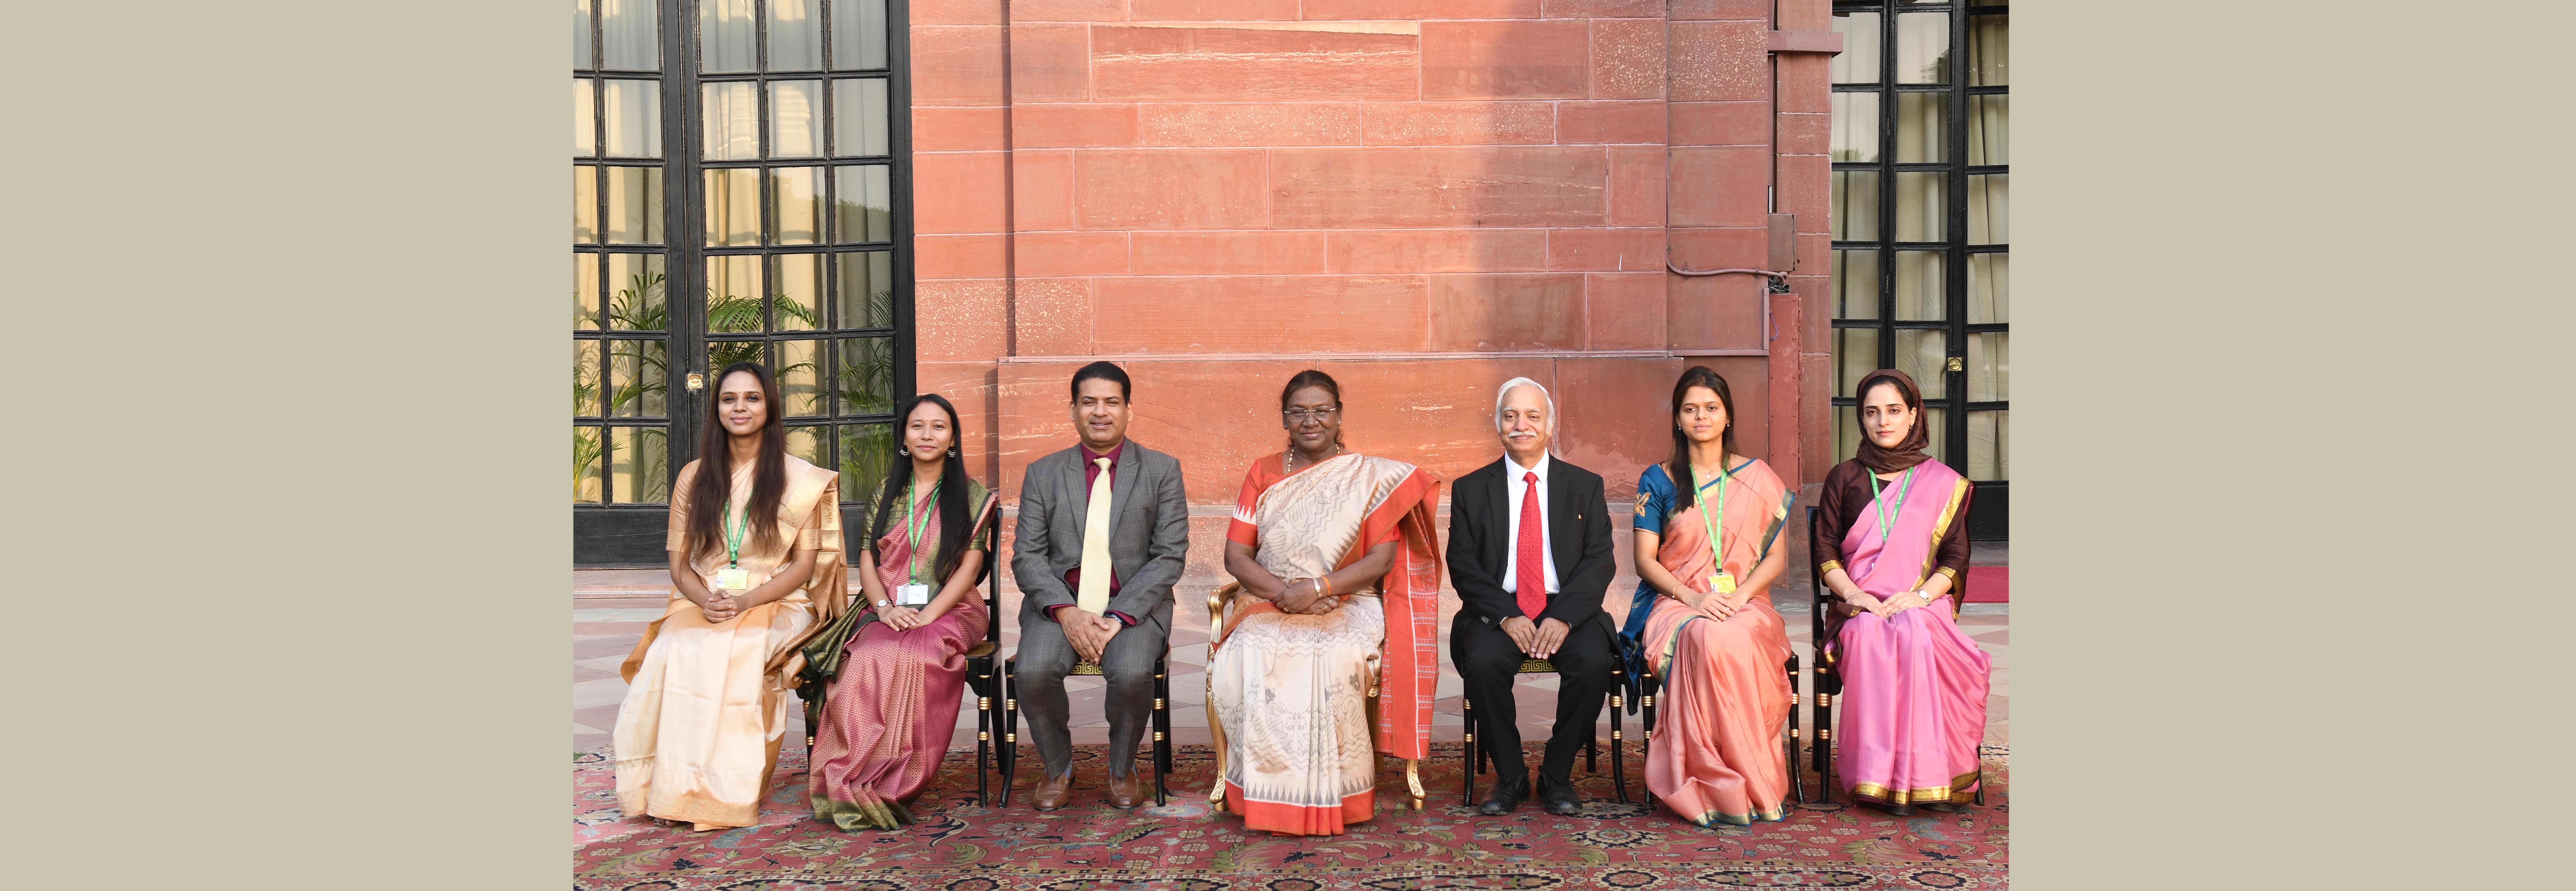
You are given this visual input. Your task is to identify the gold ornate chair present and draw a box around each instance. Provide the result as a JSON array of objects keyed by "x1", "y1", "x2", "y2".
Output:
[{"x1": 1203, "y1": 582, "x2": 1425, "y2": 814}]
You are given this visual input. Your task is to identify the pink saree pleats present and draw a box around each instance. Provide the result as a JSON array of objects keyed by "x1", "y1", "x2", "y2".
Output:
[
  {"x1": 808, "y1": 598, "x2": 985, "y2": 830},
  {"x1": 1831, "y1": 605, "x2": 1987, "y2": 805}
]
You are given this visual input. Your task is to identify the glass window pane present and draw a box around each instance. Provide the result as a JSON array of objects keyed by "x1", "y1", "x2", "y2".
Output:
[
  {"x1": 708, "y1": 339, "x2": 766, "y2": 375},
  {"x1": 607, "y1": 340, "x2": 669, "y2": 417},
  {"x1": 1832, "y1": 171, "x2": 1879, "y2": 241},
  {"x1": 575, "y1": 254, "x2": 601, "y2": 330},
  {"x1": 839, "y1": 423, "x2": 894, "y2": 499},
  {"x1": 700, "y1": 0, "x2": 757, "y2": 73},
  {"x1": 771, "y1": 80, "x2": 824, "y2": 158},
  {"x1": 1895, "y1": 329, "x2": 1947, "y2": 400},
  {"x1": 833, "y1": 165, "x2": 892, "y2": 242},
  {"x1": 1836, "y1": 405, "x2": 1860, "y2": 464},
  {"x1": 610, "y1": 426, "x2": 671, "y2": 503},
  {"x1": 1896, "y1": 12, "x2": 1949, "y2": 85},
  {"x1": 1919, "y1": 406, "x2": 1947, "y2": 464},
  {"x1": 706, "y1": 256, "x2": 764, "y2": 333},
  {"x1": 1831, "y1": 92, "x2": 1877, "y2": 163},
  {"x1": 1895, "y1": 92, "x2": 1944, "y2": 163},
  {"x1": 575, "y1": 340, "x2": 602, "y2": 417},
  {"x1": 1967, "y1": 410, "x2": 2007, "y2": 481},
  {"x1": 837, "y1": 251, "x2": 894, "y2": 329},
  {"x1": 1968, "y1": 332, "x2": 2008, "y2": 402},
  {"x1": 605, "y1": 166, "x2": 663, "y2": 244},
  {"x1": 1968, "y1": 174, "x2": 2008, "y2": 244},
  {"x1": 1971, "y1": 14, "x2": 2008, "y2": 87},
  {"x1": 774, "y1": 167, "x2": 822, "y2": 244},
  {"x1": 575, "y1": 0, "x2": 594, "y2": 69},
  {"x1": 602, "y1": 79, "x2": 662, "y2": 158},
  {"x1": 1967, "y1": 253, "x2": 2008, "y2": 324},
  {"x1": 770, "y1": 0, "x2": 821, "y2": 70},
  {"x1": 1968, "y1": 95, "x2": 2007, "y2": 166},
  {"x1": 574, "y1": 79, "x2": 596, "y2": 156},
  {"x1": 788, "y1": 425, "x2": 831, "y2": 468},
  {"x1": 773, "y1": 253, "x2": 824, "y2": 331},
  {"x1": 575, "y1": 426, "x2": 604, "y2": 502},
  {"x1": 1835, "y1": 327, "x2": 1880, "y2": 399},
  {"x1": 1832, "y1": 249, "x2": 1878, "y2": 320},
  {"x1": 833, "y1": 78, "x2": 889, "y2": 156},
  {"x1": 574, "y1": 166, "x2": 598, "y2": 243},
  {"x1": 606, "y1": 253, "x2": 668, "y2": 330},
  {"x1": 703, "y1": 81, "x2": 759, "y2": 160},
  {"x1": 837, "y1": 336, "x2": 896, "y2": 416},
  {"x1": 1893, "y1": 251, "x2": 1943, "y2": 320},
  {"x1": 1830, "y1": 12, "x2": 1879, "y2": 84},
  {"x1": 602, "y1": 0, "x2": 658, "y2": 70},
  {"x1": 778, "y1": 339, "x2": 827, "y2": 417},
  {"x1": 1895, "y1": 171, "x2": 1943, "y2": 242},
  {"x1": 833, "y1": 0, "x2": 889, "y2": 70},
  {"x1": 705, "y1": 168, "x2": 760, "y2": 245}
]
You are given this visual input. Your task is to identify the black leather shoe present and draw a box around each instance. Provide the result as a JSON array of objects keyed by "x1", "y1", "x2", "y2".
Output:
[
  {"x1": 1478, "y1": 776, "x2": 1527, "y2": 816},
  {"x1": 1538, "y1": 777, "x2": 1582, "y2": 816}
]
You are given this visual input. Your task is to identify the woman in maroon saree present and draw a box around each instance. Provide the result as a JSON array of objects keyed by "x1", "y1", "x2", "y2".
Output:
[
  {"x1": 1815, "y1": 369, "x2": 1988, "y2": 815},
  {"x1": 808, "y1": 394, "x2": 999, "y2": 830}
]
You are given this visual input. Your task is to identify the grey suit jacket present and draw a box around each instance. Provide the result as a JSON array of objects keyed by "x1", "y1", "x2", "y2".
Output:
[{"x1": 1010, "y1": 440, "x2": 1191, "y2": 632}]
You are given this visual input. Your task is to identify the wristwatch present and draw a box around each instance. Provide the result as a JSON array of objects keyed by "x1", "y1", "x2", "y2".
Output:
[{"x1": 875, "y1": 598, "x2": 892, "y2": 609}]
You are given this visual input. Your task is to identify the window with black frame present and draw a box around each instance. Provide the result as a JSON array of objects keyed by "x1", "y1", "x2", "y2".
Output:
[
  {"x1": 577, "y1": 0, "x2": 911, "y2": 566},
  {"x1": 1829, "y1": 2, "x2": 2008, "y2": 538}
]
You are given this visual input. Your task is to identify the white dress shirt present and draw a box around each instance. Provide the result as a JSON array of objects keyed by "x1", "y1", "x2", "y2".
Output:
[{"x1": 1497, "y1": 452, "x2": 1560, "y2": 596}]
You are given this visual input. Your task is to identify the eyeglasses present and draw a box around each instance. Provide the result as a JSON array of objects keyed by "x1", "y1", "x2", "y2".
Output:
[{"x1": 1282, "y1": 407, "x2": 1341, "y2": 423}]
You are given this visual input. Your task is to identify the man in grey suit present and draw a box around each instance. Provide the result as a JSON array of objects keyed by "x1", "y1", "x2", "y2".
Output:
[{"x1": 1009, "y1": 361, "x2": 1191, "y2": 810}]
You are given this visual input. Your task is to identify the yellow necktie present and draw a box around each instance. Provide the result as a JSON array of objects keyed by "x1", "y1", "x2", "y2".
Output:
[{"x1": 1076, "y1": 456, "x2": 1114, "y2": 615}]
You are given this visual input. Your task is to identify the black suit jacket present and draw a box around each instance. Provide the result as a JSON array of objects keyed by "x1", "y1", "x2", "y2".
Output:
[{"x1": 1446, "y1": 454, "x2": 1617, "y2": 633}]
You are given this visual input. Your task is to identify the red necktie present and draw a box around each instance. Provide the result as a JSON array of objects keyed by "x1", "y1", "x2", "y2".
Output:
[{"x1": 1515, "y1": 471, "x2": 1546, "y2": 620}]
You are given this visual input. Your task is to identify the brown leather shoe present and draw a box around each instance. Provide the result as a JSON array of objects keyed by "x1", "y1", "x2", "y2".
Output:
[
  {"x1": 1032, "y1": 772, "x2": 1073, "y2": 811},
  {"x1": 1105, "y1": 767, "x2": 1144, "y2": 809}
]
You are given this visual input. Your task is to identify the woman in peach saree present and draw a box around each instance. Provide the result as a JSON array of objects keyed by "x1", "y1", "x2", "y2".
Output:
[
  {"x1": 1207, "y1": 370, "x2": 1443, "y2": 836},
  {"x1": 613, "y1": 361, "x2": 848, "y2": 830},
  {"x1": 1624, "y1": 366, "x2": 1797, "y2": 826}
]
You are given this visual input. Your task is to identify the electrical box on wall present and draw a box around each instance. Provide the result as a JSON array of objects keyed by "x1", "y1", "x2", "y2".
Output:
[{"x1": 1767, "y1": 213, "x2": 1797, "y2": 273}]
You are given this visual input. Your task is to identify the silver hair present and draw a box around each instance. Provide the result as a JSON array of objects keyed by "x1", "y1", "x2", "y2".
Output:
[{"x1": 1493, "y1": 377, "x2": 1558, "y2": 437}]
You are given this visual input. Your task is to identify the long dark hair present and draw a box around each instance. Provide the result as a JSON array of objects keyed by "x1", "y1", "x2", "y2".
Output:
[
  {"x1": 685, "y1": 361, "x2": 789, "y2": 564},
  {"x1": 871, "y1": 393, "x2": 975, "y2": 583},
  {"x1": 1665, "y1": 365, "x2": 1741, "y2": 498},
  {"x1": 1279, "y1": 369, "x2": 1345, "y2": 449}
]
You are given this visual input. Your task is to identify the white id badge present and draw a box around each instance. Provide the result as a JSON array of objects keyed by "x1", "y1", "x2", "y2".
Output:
[
  {"x1": 713, "y1": 567, "x2": 752, "y2": 590},
  {"x1": 897, "y1": 583, "x2": 932, "y2": 606}
]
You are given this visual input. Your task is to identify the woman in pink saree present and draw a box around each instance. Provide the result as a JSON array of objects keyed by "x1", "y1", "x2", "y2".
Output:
[
  {"x1": 806, "y1": 394, "x2": 1000, "y2": 830},
  {"x1": 1816, "y1": 369, "x2": 1987, "y2": 815},
  {"x1": 1625, "y1": 366, "x2": 1797, "y2": 826}
]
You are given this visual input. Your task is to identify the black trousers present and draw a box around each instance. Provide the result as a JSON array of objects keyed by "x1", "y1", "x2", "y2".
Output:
[{"x1": 1450, "y1": 613, "x2": 1616, "y2": 790}]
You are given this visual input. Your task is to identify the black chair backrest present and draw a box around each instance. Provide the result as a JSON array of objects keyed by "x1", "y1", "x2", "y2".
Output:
[{"x1": 1807, "y1": 505, "x2": 1827, "y2": 646}]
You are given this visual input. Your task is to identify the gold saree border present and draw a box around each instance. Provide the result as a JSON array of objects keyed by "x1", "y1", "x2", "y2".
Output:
[{"x1": 1850, "y1": 769, "x2": 1984, "y2": 806}]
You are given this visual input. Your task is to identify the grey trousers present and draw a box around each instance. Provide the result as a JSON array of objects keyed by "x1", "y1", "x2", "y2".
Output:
[{"x1": 1014, "y1": 610, "x2": 1167, "y2": 779}]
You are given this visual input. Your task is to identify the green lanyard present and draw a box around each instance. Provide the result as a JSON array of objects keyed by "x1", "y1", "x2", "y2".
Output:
[
  {"x1": 1869, "y1": 465, "x2": 1919, "y2": 541},
  {"x1": 1693, "y1": 459, "x2": 1751, "y2": 568},
  {"x1": 903, "y1": 479, "x2": 939, "y2": 584},
  {"x1": 723, "y1": 500, "x2": 747, "y2": 568}
]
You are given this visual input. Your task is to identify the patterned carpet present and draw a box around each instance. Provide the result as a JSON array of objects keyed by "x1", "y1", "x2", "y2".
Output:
[{"x1": 575, "y1": 742, "x2": 2007, "y2": 890}]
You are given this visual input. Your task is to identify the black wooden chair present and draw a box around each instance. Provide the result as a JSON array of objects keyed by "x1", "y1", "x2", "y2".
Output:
[
  {"x1": 1807, "y1": 505, "x2": 1981, "y2": 807},
  {"x1": 998, "y1": 629, "x2": 1172, "y2": 808},
  {"x1": 802, "y1": 551, "x2": 1009, "y2": 806},
  {"x1": 1459, "y1": 636, "x2": 1629, "y2": 806}
]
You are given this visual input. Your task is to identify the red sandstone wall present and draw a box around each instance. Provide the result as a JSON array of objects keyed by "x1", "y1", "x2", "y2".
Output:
[{"x1": 906, "y1": 1, "x2": 1835, "y2": 589}]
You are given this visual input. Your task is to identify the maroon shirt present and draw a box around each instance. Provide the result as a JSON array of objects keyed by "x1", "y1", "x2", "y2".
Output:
[{"x1": 1046, "y1": 441, "x2": 1136, "y2": 627}]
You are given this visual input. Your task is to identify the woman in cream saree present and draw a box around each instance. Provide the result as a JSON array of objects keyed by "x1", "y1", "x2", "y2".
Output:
[
  {"x1": 1207, "y1": 371, "x2": 1444, "y2": 836},
  {"x1": 614, "y1": 362, "x2": 849, "y2": 830}
]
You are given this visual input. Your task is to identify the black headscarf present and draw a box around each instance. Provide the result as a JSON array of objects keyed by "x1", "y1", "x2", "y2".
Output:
[{"x1": 1853, "y1": 369, "x2": 1932, "y2": 474}]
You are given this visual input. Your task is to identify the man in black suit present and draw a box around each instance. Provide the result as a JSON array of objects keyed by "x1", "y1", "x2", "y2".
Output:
[{"x1": 1446, "y1": 377, "x2": 1620, "y2": 816}]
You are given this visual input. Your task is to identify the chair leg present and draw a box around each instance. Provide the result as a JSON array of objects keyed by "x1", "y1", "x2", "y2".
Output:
[
  {"x1": 1813, "y1": 674, "x2": 1834, "y2": 804},
  {"x1": 1639, "y1": 675, "x2": 1658, "y2": 813},
  {"x1": 1610, "y1": 691, "x2": 1628, "y2": 804},
  {"x1": 974, "y1": 674, "x2": 992, "y2": 807},
  {"x1": 1974, "y1": 764, "x2": 1986, "y2": 807},
  {"x1": 1786, "y1": 655, "x2": 1806, "y2": 806},
  {"x1": 1000, "y1": 662, "x2": 1019, "y2": 808},
  {"x1": 1461, "y1": 696, "x2": 1477, "y2": 806},
  {"x1": 1152, "y1": 657, "x2": 1170, "y2": 807}
]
